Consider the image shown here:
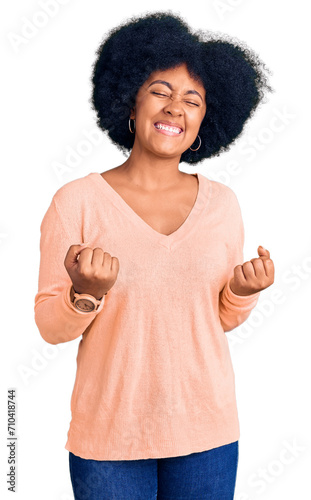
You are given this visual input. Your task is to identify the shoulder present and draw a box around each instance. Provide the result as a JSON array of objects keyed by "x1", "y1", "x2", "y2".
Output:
[
  {"x1": 203, "y1": 175, "x2": 241, "y2": 213},
  {"x1": 52, "y1": 172, "x2": 96, "y2": 209}
]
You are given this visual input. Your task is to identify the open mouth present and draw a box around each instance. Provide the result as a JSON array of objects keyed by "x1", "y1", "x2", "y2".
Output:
[{"x1": 154, "y1": 122, "x2": 183, "y2": 135}]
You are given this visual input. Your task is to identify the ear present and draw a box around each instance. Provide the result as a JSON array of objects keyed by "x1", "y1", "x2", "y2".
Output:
[{"x1": 129, "y1": 107, "x2": 135, "y2": 120}]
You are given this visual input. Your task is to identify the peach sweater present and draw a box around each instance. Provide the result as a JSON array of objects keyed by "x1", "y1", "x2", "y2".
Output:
[{"x1": 34, "y1": 172, "x2": 260, "y2": 460}]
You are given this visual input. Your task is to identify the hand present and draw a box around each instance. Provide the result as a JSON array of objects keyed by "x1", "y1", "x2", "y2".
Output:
[
  {"x1": 229, "y1": 246, "x2": 274, "y2": 296},
  {"x1": 64, "y1": 243, "x2": 120, "y2": 300}
]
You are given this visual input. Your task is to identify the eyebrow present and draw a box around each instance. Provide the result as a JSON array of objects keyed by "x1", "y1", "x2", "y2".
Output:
[{"x1": 147, "y1": 80, "x2": 203, "y2": 102}]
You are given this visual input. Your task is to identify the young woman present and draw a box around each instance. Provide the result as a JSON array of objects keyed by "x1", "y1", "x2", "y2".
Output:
[{"x1": 35, "y1": 12, "x2": 274, "y2": 499}]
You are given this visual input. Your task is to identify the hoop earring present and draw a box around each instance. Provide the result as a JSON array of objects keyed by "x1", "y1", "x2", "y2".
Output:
[
  {"x1": 190, "y1": 135, "x2": 201, "y2": 151},
  {"x1": 129, "y1": 118, "x2": 135, "y2": 134}
]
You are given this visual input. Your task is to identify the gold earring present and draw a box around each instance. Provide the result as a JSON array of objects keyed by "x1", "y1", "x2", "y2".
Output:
[
  {"x1": 190, "y1": 135, "x2": 201, "y2": 151},
  {"x1": 129, "y1": 118, "x2": 135, "y2": 134}
]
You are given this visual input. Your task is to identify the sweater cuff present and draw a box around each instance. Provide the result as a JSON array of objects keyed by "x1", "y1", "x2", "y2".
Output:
[
  {"x1": 63, "y1": 283, "x2": 106, "y2": 315},
  {"x1": 222, "y1": 279, "x2": 260, "y2": 309}
]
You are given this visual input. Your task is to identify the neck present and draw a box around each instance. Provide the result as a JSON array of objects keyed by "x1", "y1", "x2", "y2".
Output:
[{"x1": 119, "y1": 143, "x2": 185, "y2": 192}]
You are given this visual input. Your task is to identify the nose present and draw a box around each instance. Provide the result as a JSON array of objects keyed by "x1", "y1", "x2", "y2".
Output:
[{"x1": 163, "y1": 94, "x2": 184, "y2": 116}]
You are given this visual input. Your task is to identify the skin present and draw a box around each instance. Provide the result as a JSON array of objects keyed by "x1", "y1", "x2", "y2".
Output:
[
  {"x1": 229, "y1": 246, "x2": 274, "y2": 296},
  {"x1": 65, "y1": 63, "x2": 274, "y2": 300}
]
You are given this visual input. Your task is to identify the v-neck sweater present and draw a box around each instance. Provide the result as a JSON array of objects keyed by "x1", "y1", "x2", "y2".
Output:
[{"x1": 34, "y1": 171, "x2": 260, "y2": 460}]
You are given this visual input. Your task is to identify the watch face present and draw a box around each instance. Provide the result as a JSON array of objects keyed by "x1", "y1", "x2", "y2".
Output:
[{"x1": 75, "y1": 299, "x2": 95, "y2": 312}]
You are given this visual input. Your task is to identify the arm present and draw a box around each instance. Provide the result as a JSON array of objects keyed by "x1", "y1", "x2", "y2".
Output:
[
  {"x1": 219, "y1": 201, "x2": 260, "y2": 332},
  {"x1": 34, "y1": 197, "x2": 105, "y2": 345},
  {"x1": 219, "y1": 277, "x2": 260, "y2": 332}
]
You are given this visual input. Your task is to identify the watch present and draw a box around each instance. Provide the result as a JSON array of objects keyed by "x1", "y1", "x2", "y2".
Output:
[{"x1": 72, "y1": 289, "x2": 107, "y2": 313}]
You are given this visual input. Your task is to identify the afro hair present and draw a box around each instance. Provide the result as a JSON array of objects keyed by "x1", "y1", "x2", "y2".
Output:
[{"x1": 90, "y1": 11, "x2": 273, "y2": 165}]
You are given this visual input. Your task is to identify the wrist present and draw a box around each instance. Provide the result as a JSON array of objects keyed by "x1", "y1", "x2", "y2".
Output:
[
  {"x1": 70, "y1": 285, "x2": 106, "y2": 302},
  {"x1": 70, "y1": 285, "x2": 75, "y2": 303}
]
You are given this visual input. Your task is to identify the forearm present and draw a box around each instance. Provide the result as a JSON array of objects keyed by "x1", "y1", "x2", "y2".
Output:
[
  {"x1": 219, "y1": 279, "x2": 260, "y2": 332},
  {"x1": 34, "y1": 284, "x2": 102, "y2": 345}
]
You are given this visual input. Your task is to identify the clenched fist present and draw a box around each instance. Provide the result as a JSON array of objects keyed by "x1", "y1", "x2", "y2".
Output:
[
  {"x1": 229, "y1": 245, "x2": 274, "y2": 296},
  {"x1": 64, "y1": 243, "x2": 120, "y2": 300}
]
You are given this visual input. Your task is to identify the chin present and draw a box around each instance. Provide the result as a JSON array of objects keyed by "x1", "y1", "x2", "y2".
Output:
[
  {"x1": 149, "y1": 141, "x2": 183, "y2": 157},
  {"x1": 154, "y1": 147, "x2": 182, "y2": 158}
]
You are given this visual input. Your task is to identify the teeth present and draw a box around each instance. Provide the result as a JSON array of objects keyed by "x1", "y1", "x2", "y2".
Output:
[{"x1": 155, "y1": 124, "x2": 181, "y2": 134}]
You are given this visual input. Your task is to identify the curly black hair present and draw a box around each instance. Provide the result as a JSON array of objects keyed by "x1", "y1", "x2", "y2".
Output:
[{"x1": 90, "y1": 11, "x2": 273, "y2": 165}]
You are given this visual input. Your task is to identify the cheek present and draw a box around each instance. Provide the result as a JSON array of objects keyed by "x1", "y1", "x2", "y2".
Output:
[
  {"x1": 135, "y1": 99, "x2": 158, "y2": 127},
  {"x1": 186, "y1": 110, "x2": 205, "y2": 131}
]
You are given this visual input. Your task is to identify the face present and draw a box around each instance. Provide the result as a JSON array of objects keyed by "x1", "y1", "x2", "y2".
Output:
[{"x1": 130, "y1": 63, "x2": 206, "y2": 158}]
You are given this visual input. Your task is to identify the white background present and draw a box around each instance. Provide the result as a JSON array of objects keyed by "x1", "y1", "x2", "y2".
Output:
[{"x1": 1, "y1": 1, "x2": 310, "y2": 498}]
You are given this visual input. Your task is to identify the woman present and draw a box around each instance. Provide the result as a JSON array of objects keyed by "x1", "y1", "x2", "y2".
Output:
[{"x1": 34, "y1": 12, "x2": 274, "y2": 499}]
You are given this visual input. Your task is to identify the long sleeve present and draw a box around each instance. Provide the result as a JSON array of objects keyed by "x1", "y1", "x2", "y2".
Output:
[
  {"x1": 34, "y1": 197, "x2": 106, "y2": 345},
  {"x1": 219, "y1": 198, "x2": 260, "y2": 332}
]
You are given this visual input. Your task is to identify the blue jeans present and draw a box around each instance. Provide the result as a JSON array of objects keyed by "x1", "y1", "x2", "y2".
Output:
[{"x1": 69, "y1": 441, "x2": 239, "y2": 499}]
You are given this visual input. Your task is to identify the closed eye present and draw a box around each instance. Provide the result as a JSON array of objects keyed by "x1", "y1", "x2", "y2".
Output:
[{"x1": 151, "y1": 91, "x2": 200, "y2": 107}]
